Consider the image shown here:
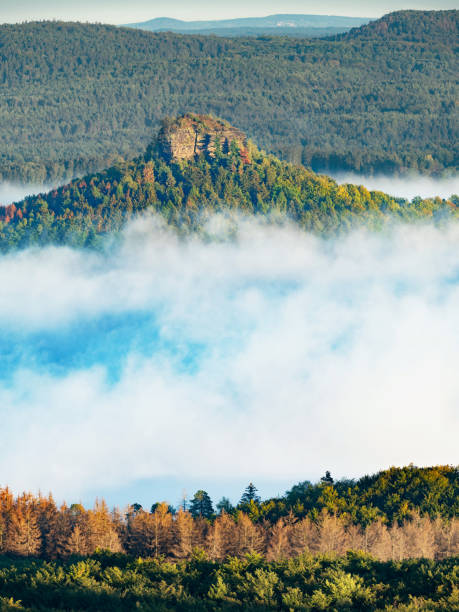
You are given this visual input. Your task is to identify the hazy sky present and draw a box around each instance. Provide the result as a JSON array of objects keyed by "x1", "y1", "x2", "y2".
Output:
[{"x1": 0, "y1": 0, "x2": 457, "y2": 24}]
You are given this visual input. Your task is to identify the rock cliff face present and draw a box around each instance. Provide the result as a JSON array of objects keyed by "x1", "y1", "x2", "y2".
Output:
[{"x1": 158, "y1": 114, "x2": 248, "y2": 161}]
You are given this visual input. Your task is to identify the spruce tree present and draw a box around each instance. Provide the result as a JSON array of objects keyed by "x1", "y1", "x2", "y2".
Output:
[
  {"x1": 240, "y1": 483, "x2": 261, "y2": 505},
  {"x1": 320, "y1": 471, "x2": 334, "y2": 485},
  {"x1": 216, "y1": 497, "x2": 234, "y2": 514},
  {"x1": 189, "y1": 490, "x2": 214, "y2": 519}
]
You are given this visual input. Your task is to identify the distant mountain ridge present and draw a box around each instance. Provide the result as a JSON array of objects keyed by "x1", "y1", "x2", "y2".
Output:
[{"x1": 124, "y1": 13, "x2": 370, "y2": 36}]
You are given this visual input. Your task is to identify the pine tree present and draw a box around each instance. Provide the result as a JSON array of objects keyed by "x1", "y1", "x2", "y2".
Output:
[
  {"x1": 7, "y1": 505, "x2": 42, "y2": 556},
  {"x1": 173, "y1": 509, "x2": 194, "y2": 559},
  {"x1": 240, "y1": 483, "x2": 260, "y2": 505},
  {"x1": 35, "y1": 494, "x2": 58, "y2": 557},
  {"x1": 86, "y1": 499, "x2": 122, "y2": 554},
  {"x1": 0, "y1": 487, "x2": 14, "y2": 553},
  {"x1": 320, "y1": 471, "x2": 334, "y2": 485},
  {"x1": 189, "y1": 490, "x2": 214, "y2": 519},
  {"x1": 290, "y1": 516, "x2": 316, "y2": 556},
  {"x1": 402, "y1": 511, "x2": 435, "y2": 559},
  {"x1": 235, "y1": 512, "x2": 265, "y2": 555},
  {"x1": 127, "y1": 503, "x2": 172, "y2": 558},
  {"x1": 266, "y1": 517, "x2": 293, "y2": 561},
  {"x1": 65, "y1": 525, "x2": 89, "y2": 556},
  {"x1": 206, "y1": 511, "x2": 237, "y2": 560},
  {"x1": 216, "y1": 497, "x2": 234, "y2": 514},
  {"x1": 364, "y1": 520, "x2": 392, "y2": 560},
  {"x1": 315, "y1": 510, "x2": 349, "y2": 554}
]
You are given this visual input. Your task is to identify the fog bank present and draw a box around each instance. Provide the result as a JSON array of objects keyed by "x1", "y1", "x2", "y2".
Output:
[
  {"x1": 330, "y1": 172, "x2": 459, "y2": 200},
  {"x1": 1, "y1": 216, "x2": 458, "y2": 504},
  {"x1": 0, "y1": 182, "x2": 54, "y2": 206}
]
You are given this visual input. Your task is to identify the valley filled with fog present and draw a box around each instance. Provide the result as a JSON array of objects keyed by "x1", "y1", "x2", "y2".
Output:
[
  {"x1": 329, "y1": 172, "x2": 459, "y2": 201},
  {"x1": 0, "y1": 182, "x2": 54, "y2": 206},
  {"x1": 1, "y1": 214, "x2": 458, "y2": 505}
]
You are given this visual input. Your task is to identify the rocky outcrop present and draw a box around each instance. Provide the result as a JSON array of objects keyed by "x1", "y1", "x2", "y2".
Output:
[{"x1": 157, "y1": 114, "x2": 248, "y2": 161}]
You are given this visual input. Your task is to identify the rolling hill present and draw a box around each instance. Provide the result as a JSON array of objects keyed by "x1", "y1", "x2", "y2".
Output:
[
  {"x1": 0, "y1": 10, "x2": 457, "y2": 183},
  {"x1": 124, "y1": 13, "x2": 369, "y2": 37},
  {"x1": 338, "y1": 9, "x2": 459, "y2": 41}
]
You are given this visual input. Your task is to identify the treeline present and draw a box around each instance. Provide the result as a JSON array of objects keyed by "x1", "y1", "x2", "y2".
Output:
[
  {"x1": 1, "y1": 134, "x2": 458, "y2": 252},
  {"x1": 4, "y1": 497, "x2": 455, "y2": 562},
  {"x1": 0, "y1": 10, "x2": 457, "y2": 182},
  {"x1": 0, "y1": 466, "x2": 457, "y2": 561}
]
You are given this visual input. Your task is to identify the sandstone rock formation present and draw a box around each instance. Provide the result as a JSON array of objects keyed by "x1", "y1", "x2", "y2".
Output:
[{"x1": 157, "y1": 114, "x2": 248, "y2": 161}]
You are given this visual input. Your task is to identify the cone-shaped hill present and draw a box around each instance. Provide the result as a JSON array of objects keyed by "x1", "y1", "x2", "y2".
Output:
[{"x1": 0, "y1": 114, "x2": 457, "y2": 251}]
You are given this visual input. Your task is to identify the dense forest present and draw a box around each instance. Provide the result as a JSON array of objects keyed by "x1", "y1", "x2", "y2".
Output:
[
  {"x1": 0, "y1": 117, "x2": 458, "y2": 252},
  {"x1": 0, "y1": 553, "x2": 457, "y2": 610},
  {"x1": 0, "y1": 466, "x2": 457, "y2": 610},
  {"x1": 336, "y1": 9, "x2": 459, "y2": 42},
  {"x1": 0, "y1": 465, "x2": 457, "y2": 560},
  {"x1": 0, "y1": 10, "x2": 457, "y2": 183}
]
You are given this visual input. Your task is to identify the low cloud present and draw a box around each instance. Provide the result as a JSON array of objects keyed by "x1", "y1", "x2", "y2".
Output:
[
  {"x1": 330, "y1": 172, "x2": 459, "y2": 200},
  {"x1": 0, "y1": 182, "x2": 55, "y2": 206},
  {"x1": 1, "y1": 215, "x2": 458, "y2": 502}
]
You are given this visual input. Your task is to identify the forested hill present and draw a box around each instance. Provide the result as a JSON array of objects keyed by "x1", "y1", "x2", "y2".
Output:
[
  {"x1": 0, "y1": 466, "x2": 457, "y2": 610},
  {"x1": 0, "y1": 114, "x2": 457, "y2": 252},
  {"x1": 0, "y1": 10, "x2": 457, "y2": 183},
  {"x1": 338, "y1": 9, "x2": 458, "y2": 42}
]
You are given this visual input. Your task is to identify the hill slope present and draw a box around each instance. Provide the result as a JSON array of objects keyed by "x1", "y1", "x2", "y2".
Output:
[
  {"x1": 0, "y1": 114, "x2": 456, "y2": 252},
  {"x1": 339, "y1": 9, "x2": 458, "y2": 41},
  {"x1": 0, "y1": 11, "x2": 457, "y2": 183}
]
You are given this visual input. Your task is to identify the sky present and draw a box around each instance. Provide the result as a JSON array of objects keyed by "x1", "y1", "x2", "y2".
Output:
[
  {"x1": 0, "y1": 0, "x2": 457, "y2": 24},
  {"x1": 1, "y1": 215, "x2": 458, "y2": 507}
]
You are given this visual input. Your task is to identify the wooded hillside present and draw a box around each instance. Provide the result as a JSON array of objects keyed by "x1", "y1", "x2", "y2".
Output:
[
  {"x1": 1, "y1": 117, "x2": 457, "y2": 251},
  {"x1": 0, "y1": 10, "x2": 457, "y2": 183}
]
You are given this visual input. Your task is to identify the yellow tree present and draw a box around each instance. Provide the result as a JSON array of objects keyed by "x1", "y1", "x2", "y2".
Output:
[
  {"x1": 206, "y1": 511, "x2": 237, "y2": 560},
  {"x1": 173, "y1": 509, "x2": 195, "y2": 559},
  {"x1": 235, "y1": 512, "x2": 265, "y2": 556},
  {"x1": 266, "y1": 516, "x2": 294, "y2": 561},
  {"x1": 86, "y1": 499, "x2": 122, "y2": 554},
  {"x1": 7, "y1": 503, "x2": 41, "y2": 556}
]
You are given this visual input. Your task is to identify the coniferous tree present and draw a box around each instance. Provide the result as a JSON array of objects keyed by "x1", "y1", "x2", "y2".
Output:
[
  {"x1": 6, "y1": 505, "x2": 41, "y2": 556},
  {"x1": 266, "y1": 517, "x2": 293, "y2": 561},
  {"x1": 189, "y1": 490, "x2": 214, "y2": 519},
  {"x1": 320, "y1": 471, "x2": 334, "y2": 485},
  {"x1": 86, "y1": 499, "x2": 122, "y2": 554},
  {"x1": 240, "y1": 483, "x2": 261, "y2": 505},
  {"x1": 206, "y1": 511, "x2": 237, "y2": 560},
  {"x1": 315, "y1": 510, "x2": 349, "y2": 554},
  {"x1": 235, "y1": 512, "x2": 265, "y2": 555},
  {"x1": 173, "y1": 509, "x2": 195, "y2": 559},
  {"x1": 290, "y1": 516, "x2": 316, "y2": 556},
  {"x1": 216, "y1": 497, "x2": 234, "y2": 514}
]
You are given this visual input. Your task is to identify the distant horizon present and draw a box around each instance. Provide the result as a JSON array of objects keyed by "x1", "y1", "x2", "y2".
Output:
[
  {"x1": 1, "y1": 0, "x2": 457, "y2": 26},
  {"x1": 124, "y1": 13, "x2": 373, "y2": 23},
  {"x1": 2, "y1": 13, "x2": 374, "y2": 26}
]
